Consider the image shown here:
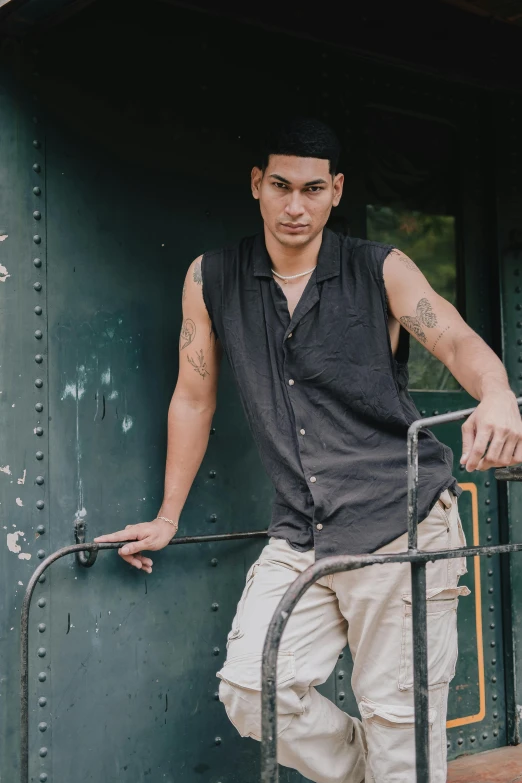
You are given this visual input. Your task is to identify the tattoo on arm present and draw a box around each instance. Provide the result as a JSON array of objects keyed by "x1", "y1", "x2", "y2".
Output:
[
  {"x1": 390, "y1": 249, "x2": 421, "y2": 273},
  {"x1": 399, "y1": 298, "x2": 438, "y2": 345},
  {"x1": 193, "y1": 261, "x2": 202, "y2": 285},
  {"x1": 182, "y1": 283, "x2": 186, "y2": 301},
  {"x1": 432, "y1": 325, "x2": 450, "y2": 353},
  {"x1": 187, "y1": 349, "x2": 210, "y2": 378},
  {"x1": 180, "y1": 318, "x2": 196, "y2": 350}
]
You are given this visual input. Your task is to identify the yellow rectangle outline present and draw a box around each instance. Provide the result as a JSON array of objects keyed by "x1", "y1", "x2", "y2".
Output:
[{"x1": 446, "y1": 482, "x2": 486, "y2": 728}]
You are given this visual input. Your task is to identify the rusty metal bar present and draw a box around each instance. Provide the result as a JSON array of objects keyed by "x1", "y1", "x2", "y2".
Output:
[{"x1": 261, "y1": 397, "x2": 522, "y2": 783}]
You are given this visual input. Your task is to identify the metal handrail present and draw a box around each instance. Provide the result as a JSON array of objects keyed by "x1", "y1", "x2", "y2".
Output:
[
  {"x1": 260, "y1": 398, "x2": 522, "y2": 783},
  {"x1": 19, "y1": 529, "x2": 267, "y2": 783}
]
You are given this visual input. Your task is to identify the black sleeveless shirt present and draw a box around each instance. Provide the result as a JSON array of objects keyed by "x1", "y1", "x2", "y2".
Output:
[{"x1": 201, "y1": 228, "x2": 461, "y2": 558}]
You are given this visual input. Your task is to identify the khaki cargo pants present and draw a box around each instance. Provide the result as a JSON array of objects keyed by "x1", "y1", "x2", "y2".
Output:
[{"x1": 217, "y1": 489, "x2": 470, "y2": 783}]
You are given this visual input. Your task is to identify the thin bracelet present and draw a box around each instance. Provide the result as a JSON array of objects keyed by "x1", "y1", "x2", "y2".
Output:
[{"x1": 157, "y1": 515, "x2": 178, "y2": 528}]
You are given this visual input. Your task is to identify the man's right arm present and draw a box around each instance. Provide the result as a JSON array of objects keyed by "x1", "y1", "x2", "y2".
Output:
[
  {"x1": 93, "y1": 255, "x2": 222, "y2": 572},
  {"x1": 156, "y1": 254, "x2": 222, "y2": 524}
]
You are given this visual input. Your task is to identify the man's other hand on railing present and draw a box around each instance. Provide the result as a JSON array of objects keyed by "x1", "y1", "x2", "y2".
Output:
[{"x1": 93, "y1": 518, "x2": 177, "y2": 573}]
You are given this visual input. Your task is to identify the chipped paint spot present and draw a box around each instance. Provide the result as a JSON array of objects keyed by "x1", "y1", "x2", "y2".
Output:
[
  {"x1": 15, "y1": 498, "x2": 23, "y2": 507},
  {"x1": 106, "y1": 328, "x2": 115, "y2": 339},
  {"x1": 122, "y1": 415, "x2": 133, "y2": 433},
  {"x1": 33, "y1": 428, "x2": 38, "y2": 434},
  {"x1": 76, "y1": 506, "x2": 87, "y2": 518},
  {"x1": 61, "y1": 364, "x2": 87, "y2": 400},
  {"x1": 7, "y1": 531, "x2": 23, "y2": 553},
  {"x1": 0, "y1": 465, "x2": 12, "y2": 475},
  {"x1": 18, "y1": 580, "x2": 23, "y2": 586},
  {"x1": 101, "y1": 369, "x2": 111, "y2": 385},
  {"x1": 18, "y1": 552, "x2": 31, "y2": 560},
  {"x1": 0, "y1": 263, "x2": 10, "y2": 282},
  {"x1": 109, "y1": 390, "x2": 118, "y2": 400},
  {"x1": 0, "y1": 234, "x2": 8, "y2": 241},
  {"x1": 17, "y1": 469, "x2": 26, "y2": 485}
]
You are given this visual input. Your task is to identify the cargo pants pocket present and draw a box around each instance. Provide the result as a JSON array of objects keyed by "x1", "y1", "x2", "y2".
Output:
[
  {"x1": 398, "y1": 586, "x2": 470, "y2": 691},
  {"x1": 226, "y1": 560, "x2": 259, "y2": 648}
]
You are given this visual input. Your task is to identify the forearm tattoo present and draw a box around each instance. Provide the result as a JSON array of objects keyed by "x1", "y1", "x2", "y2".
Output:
[
  {"x1": 180, "y1": 318, "x2": 196, "y2": 350},
  {"x1": 400, "y1": 298, "x2": 438, "y2": 344}
]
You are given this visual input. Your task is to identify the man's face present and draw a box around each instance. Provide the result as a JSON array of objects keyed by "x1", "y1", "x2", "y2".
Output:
[{"x1": 251, "y1": 155, "x2": 344, "y2": 249}]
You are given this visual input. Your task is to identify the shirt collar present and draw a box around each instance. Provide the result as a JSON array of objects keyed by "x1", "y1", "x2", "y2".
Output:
[{"x1": 253, "y1": 228, "x2": 341, "y2": 282}]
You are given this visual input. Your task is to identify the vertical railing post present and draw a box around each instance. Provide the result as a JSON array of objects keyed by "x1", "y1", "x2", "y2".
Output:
[{"x1": 408, "y1": 423, "x2": 430, "y2": 782}]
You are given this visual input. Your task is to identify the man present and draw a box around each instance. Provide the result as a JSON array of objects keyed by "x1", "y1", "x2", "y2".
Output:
[{"x1": 94, "y1": 118, "x2": 522, "y2": 782}]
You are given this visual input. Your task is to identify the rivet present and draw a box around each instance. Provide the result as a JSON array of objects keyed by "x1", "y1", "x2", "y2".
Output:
[
  {"x1": 33, "y1": 186, "x2": 41, "y2": 195},
  {"x1": 33, "y1": 258, "x2": 42, "y2": 268},
  {"x1": 488, "y1": 570, "x2": 493, "y2": 576},
  {"x1": 486, "y1": 517, "x2": 492, "y2": 523},
  {"x1": 33, "y1": 282, "x2": 42, "y2": 291},
  {"x1": 492, "y1": 658, "x2": 496, "y2": 664},
  {"x1": 33, "y1": 163, "x2": 41, "y2": 172},
  {"x1": 214, "y1": 691, "x2": 219, "y2": 701},
  {"x1": 35, "y1": 306, "x2": 42, "y2": 315},
  {"x1": 38, "y1": 722, "x2": 47, "y2": 732},
  {"x1": 37, "y1": 548, "x2": 46, "y2": 557},
  {"x1": 36, "y1": 477, "x2": 44, "y2": 486},
  {"x1": 37, "y1": 648, "x2": 46, "y2": 657},
  {"x1": 35, "y1": 355, "x2": 43, "y2": 363},
  {"x1": 209, "y1": 470, "x2": 216, "y2": 478},
  {"x1": 37, "y1": 524, "x2": 45, "y2": 533},
  {"x1": 338, "y1": 671, "x2": 344, "y2": 679},
  {"x1": 35, "y1": 378, "x2": 43, "y2": 388},
  {"x1": 485, "y1": 498, "x2": 491, "y2": 505},
  {"x1": 36, "y1": 450, "x2": 44, "y2": 459},
  {"x1": 39, "y1": 747, "x2": 48, "y2": 757},
  {"x1": 33, "y1": 211, "x2": 41, "y2": 220},
  {"x1": 211, "y1": 603, "x2": 219, "y2": 611},
  {"x1": 209, "y1": 514, "x2": 217, "y2": 523},
  {"x1": 516, "y1": 303, "x2": 522, "y2": 310},
  {"x1": 457, "y1": 738, "x2": 464, "y2": 745},
  {"x1": 210, "y1": 558, "x2": 218, "y2": 567},
  {"x1": 491, "y1": 641, "x2": 496, "y2": 647},
  {"x1": 37, "y1": 598, "x2": 46, "y2": 608},
  {"x1": 38, "y1": 574, "x2": 45, "y2": 583},
  {"x1": 447, "y1": 741, "x2": 450, "y2": 749},
  {"x1": 212, "y1": 647, "x2": 220, "y2": 655},
  {"x1": 39, "y1": 773, "x2": 48, "y2": 782},
  {"x1": 482, "y1": 732, "x2": 488, "y2": 739},
  {"x1": 485, "y1": 480, "x2": 491, "y2": 487},
  {"x1": 35, "y1": 330, "x2": 43, "y2": 339},
  {"x1": 210, "y1": 427, "x2": 216, "y2": 435},
  {"x1": 35, "y1": 402, "x2": 43, "y2": 412},
  {"x1": 492, "y1": 693, "x2": 498, "y2": 700},
  {"x1": 38, "y1": 697, "x2": 47, "y2": 707},
  {"x1": 420, "y1": 410, "x2": 426, "y2": 415},
  {"x1": 33, "y1": 235, "x2": 41, "y2": 244},
  {"x1": 433, "y1": 410, "x2": 439, "y2": 415},
  {"x1": 493, "y1": 730, "x2": 498, "y2": 737},
  {"x1": 489, "y1": 605, "x2": 495, "y2": 611},
  {"x1": 492, "y1": 676, "x2": 497, "y2": 683},
  {"x1": 469, "y1": 735, "x2": 476, "y2": 742},
  {"x1": 518, "y1": 321, "x2": 522, "y2": 327},
  {"x1": 338, "y1": 651, "x2": 344, "y2": 659},
  {"x1": 33, "y1": 140, "x2": 41, "y2": 149},
  {"x1": 488, "y1": 587, "x2": 494, "y2": 593},
  {"x1": 38, "y1": 623, "x2": 46, "y2": 632},
  {"x1": 37, "y1": 501, "x2": 45, "y2": 510},
  {"x1": 35, "y1": 426, "x2": 44, "y2": 436},
  {"x1": 487, "y1": 535, "x2": 492, "y2": 541},
  {"x1": 214, "y1": 736, "x2": 222, "y2": 745},
  {"x1": 338, "y1": 692, "x2": 345, "y2": 701},
  {"x1": 493, "y1": 711, "x2": 498, "y2": 718}
]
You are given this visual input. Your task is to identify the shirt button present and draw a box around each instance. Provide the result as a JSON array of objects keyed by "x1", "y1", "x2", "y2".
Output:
[
  {"x1": 309, "y1": 476, "x2": 317, "y2": 483},
  {"x1": 288, "y1": 379, "x2": 295, "y2": 386},
  {"x1": 299, "y1": 428, "x2": 306, "y2": 435},
  {"x1": 316, "y1": 523, "x2": 323, "y2": 531},
  {"x1": 287, "y1": 332, "x2": 293, "y2": 339}
]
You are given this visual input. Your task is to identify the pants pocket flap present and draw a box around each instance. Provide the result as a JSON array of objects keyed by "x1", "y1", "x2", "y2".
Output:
[
  {"x1": 358, "y1": 697, "x2": 436, "y2": 726},
  {"x1": 401, "y1": 585, "x2": 471, "y2": 605},
  {"x1": 216, "y1": 650, "x2": 296, "y2": 692}
]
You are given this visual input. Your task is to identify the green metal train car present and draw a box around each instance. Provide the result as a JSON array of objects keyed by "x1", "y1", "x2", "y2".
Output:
[{"x1": 1, "y1": 1, "x2": 522, "y2": 780}]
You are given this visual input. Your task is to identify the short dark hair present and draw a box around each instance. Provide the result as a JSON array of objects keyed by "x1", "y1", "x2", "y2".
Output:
[{"x1": 259, "y1": 117, "x2": 341, "y2": 175}]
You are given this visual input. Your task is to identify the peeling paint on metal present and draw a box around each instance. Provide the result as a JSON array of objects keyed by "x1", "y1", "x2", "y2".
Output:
[
  {"x1": 18, "y1": 552, "x2": 31, "y2": 560},
  {"x1": 0, "y1": 235, "x2": 8, "y2": 241},
  {"x1": 109, "y1": 390, "x2": 118, "y2": 400},
  {"x1": 101, "y1": 368, "x2": 111, "y2": 385},
  {"x1": 0, "y1": 465, "x2": 12, "y2": 475},
  {"x1": 7, "y1": 530, "x2": 24, "y2": 553},
  {"x1": 15, "y1": 497, "x2": 23, "y2": 506},
  {"x1": 17, "y1": 469, "x2": 26, "y2": 485},
  {"x1": 0, "y1": 263, "x2": 10, "y2": 282},
  {"x1": 61, "y1": 364, "x2": 87, "y2": 400},
  {"x1": 122, "y1": 415, "x2": 133, "y2": 433}
]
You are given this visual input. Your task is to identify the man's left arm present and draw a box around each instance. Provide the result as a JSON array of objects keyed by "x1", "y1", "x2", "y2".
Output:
[{"x1": 383, "y1": 248, "x2": 522, "y2": 472}]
